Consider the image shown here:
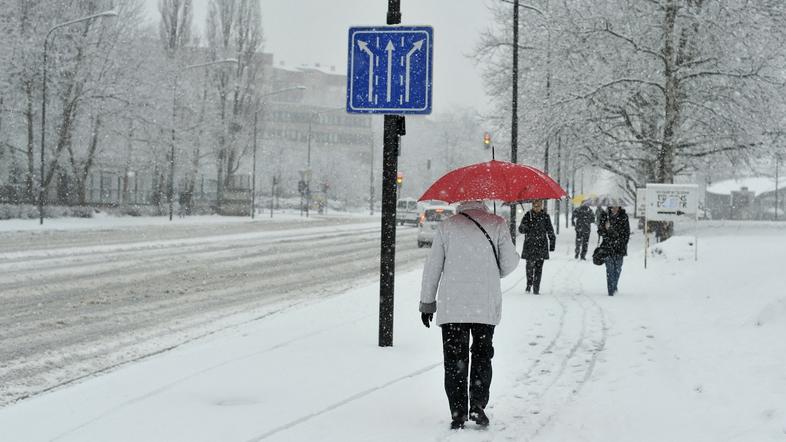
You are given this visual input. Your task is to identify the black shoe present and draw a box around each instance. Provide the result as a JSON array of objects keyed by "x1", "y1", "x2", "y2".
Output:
[
  {"x1": 525, "y1": 285, "x2": 531, "y2": 293},
  {"x1": 450, "y1": 418, "x2": 465, "y2": 430},
  {"x1": 533, "y1": 288, "x2": 540, "y2": 295},
  {"x1": 469, "y1": 408, "x2": 490, "y2": 427},
  {"x1": 580, "y1": 256, "x2": 587, "y2": 261}
]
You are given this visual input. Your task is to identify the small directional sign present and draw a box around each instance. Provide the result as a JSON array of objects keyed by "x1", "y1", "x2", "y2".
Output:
[
  {"x1": 346, "y1": 26, "x2": 433, "y2": 114},
  {"x1": 645, "y1": 184, "x2": 699, "y2": 221}
]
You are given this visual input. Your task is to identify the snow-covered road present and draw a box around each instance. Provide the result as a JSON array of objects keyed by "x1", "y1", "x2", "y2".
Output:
[
  {"x1": 0, "y1": 216, "x2": 427, "y2": 407},
  {"x1": 2, "y1": 220, "x2": 785, "y2": 442}
]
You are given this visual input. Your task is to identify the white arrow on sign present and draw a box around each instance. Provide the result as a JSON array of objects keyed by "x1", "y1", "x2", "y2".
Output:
[
  {"x1": 385, "y1": 40, "x2": 394, "y2": 102},
  {"x1": 357, "y1": 40, "x2": 375, "y2": 101},
  {"x1": 404, "y1": 40, "x2": 424, "y2": 102}
]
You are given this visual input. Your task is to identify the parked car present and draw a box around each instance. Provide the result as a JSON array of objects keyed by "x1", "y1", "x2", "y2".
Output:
[
  {"x1": 396, "y1": 198, "x2": 420, "y2": 226},
  {"x1": 417, "y1": 206, "x2": 456, "y2": 247}
]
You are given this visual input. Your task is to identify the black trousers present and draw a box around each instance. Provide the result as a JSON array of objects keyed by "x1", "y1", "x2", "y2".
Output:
[
  {"x1": 441, "y1": 323, "x2": 495, "y2": 420},
  {"x1": 525, "y1": 259, "x2": 544, "y2": 292},
  {"x1": 575, "y1": 229, "x2": 590, "y2": 258}
]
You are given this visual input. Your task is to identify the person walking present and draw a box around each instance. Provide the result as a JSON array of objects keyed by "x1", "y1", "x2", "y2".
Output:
[
  {"x1": 518, "y1": 200, "x2": 556, "y2": 294},
  {"x1": 597, "y1": 204, "x2": 631, "y2": 296},
  {"x1": 572, "y1": 201, "x2": 595, "y2": 260},
  {"x1": 419, "y1": 201, "x2": 519, "y2": 430}
]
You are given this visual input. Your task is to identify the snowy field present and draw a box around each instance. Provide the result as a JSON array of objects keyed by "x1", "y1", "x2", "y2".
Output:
[{"x1": 1, "y1": 220, "x2": 785, "y2": 441}]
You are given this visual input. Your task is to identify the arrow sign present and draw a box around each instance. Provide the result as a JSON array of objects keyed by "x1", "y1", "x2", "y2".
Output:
[
  {"x1": 405, "y1": 40, "x2": 424, "y2": 102},
  {"x1": 385, "y1": 40, "x2": 394, "y2": 102},
  {"x1": 357, "y1": 40, "x2": 375, "y2": 101},
  {"x1": 347, "y1": 26, "x2": 433, "y2": 114}
]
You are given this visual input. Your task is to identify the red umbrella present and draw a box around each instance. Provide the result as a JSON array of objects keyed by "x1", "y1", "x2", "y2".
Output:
[{"x1": 418, "y1": 160, "x2": 566, "y2": 203}]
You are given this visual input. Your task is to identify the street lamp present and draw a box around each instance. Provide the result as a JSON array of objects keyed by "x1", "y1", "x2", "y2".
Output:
[
  {"x1": 169, "y1": 58, "x2": 238, "y2": 221},
  {"x1": 304, "y1": 106, "x2": 344, "y2": 217},
  {"x1": 250, "y1": 85, "x2": 307, "y2": 219},
  {"x1": 39, "y1": 9, "x2": 118, "y2": 225}
]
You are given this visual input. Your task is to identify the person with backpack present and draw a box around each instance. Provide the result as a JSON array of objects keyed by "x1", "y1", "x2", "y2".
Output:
[
  {"x1": 518, "y1": 200, "x2": 556, "y2": 294},
  {"x1": 597, "y1": 205, "x2": 631, "y2": 296},
  {"x1": 419, "y1": 200, "x2": 519, "y2": 430}
]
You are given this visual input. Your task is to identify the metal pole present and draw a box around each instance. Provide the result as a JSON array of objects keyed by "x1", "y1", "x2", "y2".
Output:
[
  {"x1": 270, "y1": 176, "x2": 275, "y2": 218},
  {"x1": 370, "y1": 136, "x2": 375, "y2": 215},
  {"x1": 39, "y1": 36, "x2": 49, "y2": 225},
  {"x1": 509, "y1": 0, "x2": 519, "y2": 243},
  {"x1": 379, "y1": 0, "x2": 402, "y2": 348},
  {"x1": 775, "y1": 155, "x2": 779, "y2": 220},
  {"x1": 252, "y1": 112, "x2": 258, "y2": 219},
  {"x1": 169, "y1": 76, "x2": 176, "y2": 221},
  {"x1": 306, "y1": 115, "x2": 312, "y2": 218},
  {"x1": 555, "y1": 136, "x2": 561, "y2": 234}
]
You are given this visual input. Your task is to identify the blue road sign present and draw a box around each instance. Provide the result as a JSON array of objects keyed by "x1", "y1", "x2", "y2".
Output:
[{"x1": 346, "y1": 26, "x2": 433, "y2": 115}]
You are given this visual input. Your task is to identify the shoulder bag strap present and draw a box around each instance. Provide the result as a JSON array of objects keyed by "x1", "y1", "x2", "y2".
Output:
[{"x1": 460, "y1": 212, "x2": 501, "y2": 271}]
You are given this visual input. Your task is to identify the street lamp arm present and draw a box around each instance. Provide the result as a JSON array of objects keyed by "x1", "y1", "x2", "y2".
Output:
[
  {"x1": 45, "y1": 9, "x2": 119, "y2": 40},
  {"x1": 252, "y1": 86, "x2": 307, "y2": 114},
  {"x1": 39, "y1": 8, "x2": 118, "y2": 225},
  {"x1": 184, "y1": 58, "x2": 239, "y2": 70}
]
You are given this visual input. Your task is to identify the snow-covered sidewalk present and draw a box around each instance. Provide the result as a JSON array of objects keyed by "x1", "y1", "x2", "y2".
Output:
[{"x1": 1, "y1": 222, "x2": 785, "y2": 441}]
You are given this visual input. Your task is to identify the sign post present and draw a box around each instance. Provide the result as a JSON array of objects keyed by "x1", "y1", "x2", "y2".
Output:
[
  {"x1": 644, "y1": 184, "x2": 700, "y2": 266},
  {"x1": 635, "y1": 188, "x2": 647, "y2": 268},
  {"x1": 347, "y1": 3, "x2": 433, "y2": 347}
]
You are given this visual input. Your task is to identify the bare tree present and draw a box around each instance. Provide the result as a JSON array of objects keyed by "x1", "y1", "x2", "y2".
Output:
[
  {"x1": 159, "y1": 0, "x2": 193, "y2": 56},
  {"x1": 478, "y1": 0, "x2": 786, "y2": 196},
  {"x1": 205, "y1": 0, "x2": 264, "y2": 206}
]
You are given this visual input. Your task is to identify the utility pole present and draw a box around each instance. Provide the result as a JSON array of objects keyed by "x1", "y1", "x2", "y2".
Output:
[{"x1": 510, "y1": 0, "x2": 520, "y2": 242}]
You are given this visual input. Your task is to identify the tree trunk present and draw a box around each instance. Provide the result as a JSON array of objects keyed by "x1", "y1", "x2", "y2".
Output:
[
  {"x1": 24, "y1": 81, "x2": 35, "y2": 203},
  {"x1": 659, "y1": 0, "x2": 679, "y2": 185}
]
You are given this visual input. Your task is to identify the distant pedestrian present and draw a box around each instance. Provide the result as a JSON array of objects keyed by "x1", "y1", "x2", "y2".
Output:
[
  {"x1": 595, "y1": 205, "x2": 604, "y2": 225},
  {"x1": 419, "y1": 201, "x2": 519, "y2": 430},
  {"x1": 518, "y1": 200, "x2": 556, "y2": 295},
  {"x1": 597, "y1": 205, "x2": 631, "y2": 296},
  {"x1": 572, "y1": 201, "x2": 594, "y2": 260}
]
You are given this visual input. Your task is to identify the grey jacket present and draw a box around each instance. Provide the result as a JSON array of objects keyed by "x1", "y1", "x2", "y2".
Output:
[{"x1": 419, "y1": 201, "x2": 519, "y2": 326}]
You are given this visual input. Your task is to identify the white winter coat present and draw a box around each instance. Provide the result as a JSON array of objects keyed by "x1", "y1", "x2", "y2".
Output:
[{"x1": 419, "y1": 201, "x2": 519, "y2": 326}]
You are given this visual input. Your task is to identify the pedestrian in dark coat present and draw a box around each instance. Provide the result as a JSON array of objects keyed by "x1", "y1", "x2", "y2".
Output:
[
  {"x1": 518, "y1": 200, "x2": 556, "y2": 295},
  {"x1": 597, "y1": 206, "x2": 630, "y2": 296},
  {"x1": 572, "y1": 203, "x2": 594, "y2": 260}
]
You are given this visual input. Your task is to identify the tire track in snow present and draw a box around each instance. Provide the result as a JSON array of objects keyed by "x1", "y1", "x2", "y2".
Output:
[{"x1": 0, "y1": 225, "x2": 426, "y2": 407}]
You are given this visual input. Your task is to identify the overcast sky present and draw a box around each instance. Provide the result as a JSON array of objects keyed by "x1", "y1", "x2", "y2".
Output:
[{"x1": 141, "y1": 0, "x2": 494, "y2": 114}]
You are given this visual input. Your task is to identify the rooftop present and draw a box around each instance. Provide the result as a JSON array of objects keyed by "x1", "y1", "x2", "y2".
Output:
[{"x1": 706, "y1": 177, "x2": 786, "y2": 196}]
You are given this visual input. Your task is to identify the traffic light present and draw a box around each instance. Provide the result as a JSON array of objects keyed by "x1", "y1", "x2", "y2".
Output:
[
  {"x1": 396, "y1": 172, "x2": 403, "y2": 186},
  {"x1": 483, "y1": 132, "x2": 491, "y2": 148}
]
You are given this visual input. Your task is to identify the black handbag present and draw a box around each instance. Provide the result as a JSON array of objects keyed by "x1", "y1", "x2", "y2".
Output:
[{"x1": 592, "y1": 238, "x2": 608, "y2": 265}]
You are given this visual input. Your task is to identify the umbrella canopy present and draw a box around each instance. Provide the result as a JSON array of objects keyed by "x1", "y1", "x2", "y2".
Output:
[
  {"x1": 572, "y1": 193, "x2": 597, "y2": 206},
  {"x1": 418, "y1": 160, "x2": 566, "y2": 203},
  {"x1": 584, "y1": 195, "x2": 628, "y2": 207}
]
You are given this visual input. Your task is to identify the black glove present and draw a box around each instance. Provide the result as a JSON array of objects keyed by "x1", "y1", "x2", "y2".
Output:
[{"x1": 421, "y1": 313, "x2": 433, "y2": 328}]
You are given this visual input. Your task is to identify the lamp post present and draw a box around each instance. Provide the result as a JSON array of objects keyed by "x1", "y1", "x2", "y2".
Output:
[
  {"x1": 304, "y1": 106, "x2": 345, "y2": 217},
  {"x1": 250, "y1": 86, "x2": 307, "y2": 219},
  {"x1": 776, "y1": 152, "x2": 782, "y2": 221},
  {"x1": 169, "y1": 58, "x2": 238, "y2": 221},
  {"x1": 40, "y1": 9, "x2": 118, "y2": 225}
]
